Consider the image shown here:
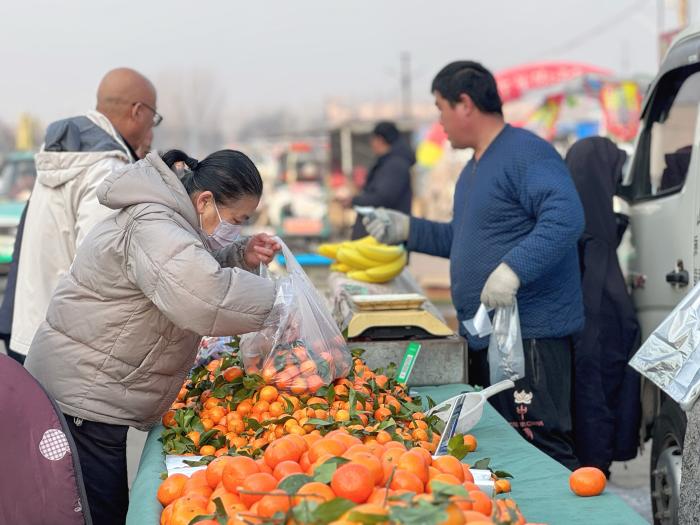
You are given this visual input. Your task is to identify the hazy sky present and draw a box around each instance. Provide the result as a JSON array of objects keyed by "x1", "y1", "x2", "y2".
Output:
[{"x1": 0, "y1": 0, "x2": 660, "y2": 127}]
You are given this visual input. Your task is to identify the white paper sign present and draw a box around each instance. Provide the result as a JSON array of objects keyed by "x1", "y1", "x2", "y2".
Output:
[
  {"x1": 469, "y1": 468, "x2": 495, "y2": 496},
  {"x1": 165, "y1": 455, "x2": 207, "y2": 477}
]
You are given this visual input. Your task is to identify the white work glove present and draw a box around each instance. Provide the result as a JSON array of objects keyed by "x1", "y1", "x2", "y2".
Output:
[
  {"x1": 362, "y1": 207, "x2": 410, "y2": 245},
  {"x1": 481, "y1": 263, "x2": 520, "y2": 308}
]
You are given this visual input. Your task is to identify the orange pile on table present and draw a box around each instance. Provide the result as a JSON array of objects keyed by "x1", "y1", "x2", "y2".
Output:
[{"x1": 156, "y1": 346, "x2": 529, "y2": 525}]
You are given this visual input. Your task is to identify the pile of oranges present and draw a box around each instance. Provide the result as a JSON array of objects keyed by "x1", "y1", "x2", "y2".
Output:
[
  {"x1": 158, "y1": 430, "x2": 527, "y2": 525},
  {"x1": 160, "y1": 348, "x2": 446, "y2": 457}
]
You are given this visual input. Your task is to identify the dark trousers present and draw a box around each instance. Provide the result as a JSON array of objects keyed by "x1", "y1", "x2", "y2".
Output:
[
  {"x1": 468, "y1": 337, "x2": 580, "y2": 471},
  {"x1": 65, "y1": 415, "x2": 130, "y2": 525}
]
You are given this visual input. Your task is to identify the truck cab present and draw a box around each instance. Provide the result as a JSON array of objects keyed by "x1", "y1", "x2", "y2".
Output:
[{"x1": 620, "y1": 26, "x2": 700, "y2": 525}]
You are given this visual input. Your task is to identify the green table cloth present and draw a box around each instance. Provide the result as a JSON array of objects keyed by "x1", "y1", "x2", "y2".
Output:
[
  {"x1": 126, "y1": 384, "x2": 647, "y2": 525},
  {"x1": 415, "y1": 385, "x2": 647, "y2": 525}
]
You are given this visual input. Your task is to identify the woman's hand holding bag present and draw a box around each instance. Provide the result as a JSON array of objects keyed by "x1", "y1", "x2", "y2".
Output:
[{"x1": 244, "y1": 233, "x2": 281, "y2": 267}]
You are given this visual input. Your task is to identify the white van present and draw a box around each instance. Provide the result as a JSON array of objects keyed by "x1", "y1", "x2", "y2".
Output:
[{"x1": 620, "y1": 25, "x2": 700, "y2": 525}]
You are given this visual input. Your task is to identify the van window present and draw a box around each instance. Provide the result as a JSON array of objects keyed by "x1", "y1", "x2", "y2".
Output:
[{"x1": 628, "y1": 66, "x2": 700, "y2": 200}]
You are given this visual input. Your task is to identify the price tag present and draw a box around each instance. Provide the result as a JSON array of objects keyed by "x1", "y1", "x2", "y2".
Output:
[
  {"x1": 396, "y1": 342, "x2": 422, "y2": 383},
  {"x1": 433, "y1": 393, "x2": 467, "y2": 457},
  {"x1": 165, "y1": 455, "x2": 206, "y2": 477}
]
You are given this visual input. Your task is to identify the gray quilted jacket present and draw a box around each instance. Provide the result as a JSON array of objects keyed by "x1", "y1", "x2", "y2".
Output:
[{"x1": 25, "y1": 152, "x2": 276, "y2": 429}]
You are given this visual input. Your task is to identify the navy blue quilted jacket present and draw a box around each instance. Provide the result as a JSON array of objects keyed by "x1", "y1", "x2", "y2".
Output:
[{"x1": 408, "y1": 125, "x2": 584, "y2": 349}]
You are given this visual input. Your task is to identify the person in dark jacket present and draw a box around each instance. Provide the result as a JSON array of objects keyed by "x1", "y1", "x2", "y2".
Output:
[
  {"x1": 349, "y1": 121, "x2": 414, "y2": 239},
  {"x1": 365, "y1": 61, "x2": 584, "y2": 469},
  {"x1": 566, "y1": 137, "x2": 641, "y2": 476},
  {"x1": 0, "y1": 205, "x2": 28, "y2": 364}
]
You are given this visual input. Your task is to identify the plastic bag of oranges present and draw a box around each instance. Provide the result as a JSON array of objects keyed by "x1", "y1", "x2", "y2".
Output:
[{"x1": 240, "y1": 239, "x2": 351, "y2": 393}]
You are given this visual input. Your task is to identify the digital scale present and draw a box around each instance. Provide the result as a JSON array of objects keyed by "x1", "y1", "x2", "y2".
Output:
[
  {"x1": 346, "y1": 293, "x2": 453, "y2": 340},
  {"x1": 329, "y1": 271, "x2": 467, "y2": 385}
]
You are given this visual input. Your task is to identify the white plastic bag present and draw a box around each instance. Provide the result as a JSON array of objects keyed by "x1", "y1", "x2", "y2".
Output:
[
  {"x1": 488, "y1": 301, "x2": 525, "y2": 385},
  {"x1": 240, "y1": 238, "x2": 351, "y2": 392},
  {"x1": 630, "y1": 283, "x2": 700, "y2": 410}
]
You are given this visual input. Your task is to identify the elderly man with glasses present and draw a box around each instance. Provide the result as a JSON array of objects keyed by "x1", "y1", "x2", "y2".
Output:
[{"x1": 0, "y1": 68, "x2": 160, "y2": 366}]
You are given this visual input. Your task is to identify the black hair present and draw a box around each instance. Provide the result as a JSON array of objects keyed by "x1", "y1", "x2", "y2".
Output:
[
  {"x1": 431, "y1": 61, "x2": 503, "y2": 115},
  {"x1": 160, "y1": 149, "x2": 263, "y2": 203},
  {"x1": 372, "y1": 121, "x2": 400, "y2": 145}
]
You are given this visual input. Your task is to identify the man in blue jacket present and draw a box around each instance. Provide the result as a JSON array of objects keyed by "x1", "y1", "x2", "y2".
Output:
[{"x1": 365, "y1": 61, "x2": 584, "y2": 469}]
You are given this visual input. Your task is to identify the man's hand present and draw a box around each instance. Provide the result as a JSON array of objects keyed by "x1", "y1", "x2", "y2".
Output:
[
  {"x1": 481, "y1": 263, "x2": 520, "y2": 308},
  {"x1": 336, "y1": 194, "x2": 353, "y2": 208},
  {"x1": 244, "y1": 233, "x2": 281, "y2": 268},
  {"x1": 334, "y1": 186, "x2": 353, "y2": 208},
  {"x1": 362, "y1": 208, "x2": 410, "y2": 245}
]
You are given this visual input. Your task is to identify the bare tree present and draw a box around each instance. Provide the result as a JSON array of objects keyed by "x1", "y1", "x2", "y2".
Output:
[
  {"x1": 236, "y1": 109, "x2": 299, "y2": 141},
  {"x1": 235, "y1": 105, "x2": 327, "y2": 142},
  {"x1": 154, "y1": 70, "x2": 227, "y2": 156}
]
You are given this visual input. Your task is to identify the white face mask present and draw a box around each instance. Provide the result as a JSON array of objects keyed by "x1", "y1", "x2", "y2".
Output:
[{"x1": 200, "y1": 203, "x2": 242, "y2": 250}]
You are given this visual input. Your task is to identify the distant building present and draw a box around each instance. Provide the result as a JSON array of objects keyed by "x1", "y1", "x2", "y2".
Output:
[{"x1": 324, "y1": 100, "x2": 436, "y2": 128}]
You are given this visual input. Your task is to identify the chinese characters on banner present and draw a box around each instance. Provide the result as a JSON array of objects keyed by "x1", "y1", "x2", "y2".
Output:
[{"x1": 496, "y1": 62, "x2": 613, "y2": 103}]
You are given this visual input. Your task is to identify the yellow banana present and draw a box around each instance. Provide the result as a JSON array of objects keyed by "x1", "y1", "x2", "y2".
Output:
[
  {"x1": 364, "y1": 252, "x2": 407, "y2": 281},
  {"x1": 353, "y1": 235, "x2": 378, "y2": 245},
  {"x1": 355, "y1": 243, "x2": 405, "y2": 263},
  {"x1": 318, "y1": 236, "x2": 382, "y2": 263},
  {"x1": 318, "y1": 236, "x2": 378, "y2": 259},
  {"x1": 330, "y1": 262, "x2": 352, "y2": 273},
  {"x1": 337, "y1": 247, "x2": 379, "y2": 270},
  {"x1": 318, "y1": 243, "x2": 340, "y2": 259},
  {"x1": 347, "y1": 270, "x2": 388, "y2": 283}
]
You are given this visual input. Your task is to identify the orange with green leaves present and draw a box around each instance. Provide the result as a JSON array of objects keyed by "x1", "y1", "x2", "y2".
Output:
[{"x1": 161, "y1": 345, "x2": 446, "y2": 457}]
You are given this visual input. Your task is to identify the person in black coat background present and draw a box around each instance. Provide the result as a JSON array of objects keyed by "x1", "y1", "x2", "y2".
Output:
[
  {"x1": 348, "y1": 121, "x2": 414, "y2": 240},
  {"x1": 566, "y1": 137, "x2": 641, "y2": 476},
  {"x1": 0, "y1": 205, "x2": 27, "y2": 364}
]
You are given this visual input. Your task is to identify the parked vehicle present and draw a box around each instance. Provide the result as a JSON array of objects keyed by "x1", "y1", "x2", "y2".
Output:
[
  {"x1": 0, "y1": 151, "x2": 35, "y2": 271},
  {"x1": 619, "y1": 25, "x2": 700, "y2": 525}
]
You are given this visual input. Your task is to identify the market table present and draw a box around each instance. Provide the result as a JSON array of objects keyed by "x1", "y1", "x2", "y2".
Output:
[{"x1": 126, "y1": 384, "x2": 647, "y2": 525}]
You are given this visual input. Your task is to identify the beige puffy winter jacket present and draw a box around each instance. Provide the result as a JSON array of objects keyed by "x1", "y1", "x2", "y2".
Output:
[{"x1": 25, "y1": 152, "x2": 276, "y2": 429}]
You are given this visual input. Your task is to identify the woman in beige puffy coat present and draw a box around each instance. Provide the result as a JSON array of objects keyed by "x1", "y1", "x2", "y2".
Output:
[{"x1": 25, "y1": 148, "x2": 280, "y2": 525}]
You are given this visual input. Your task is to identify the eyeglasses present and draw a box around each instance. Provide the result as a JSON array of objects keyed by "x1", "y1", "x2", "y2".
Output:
[{"x1": 133, "y1": 101, "x2": 163, "y2": 127}]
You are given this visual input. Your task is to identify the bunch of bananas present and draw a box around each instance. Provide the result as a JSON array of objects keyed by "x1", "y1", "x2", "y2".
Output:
[{"x1": 318, "y1": 236, "x2": 407, "y2": 283}]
